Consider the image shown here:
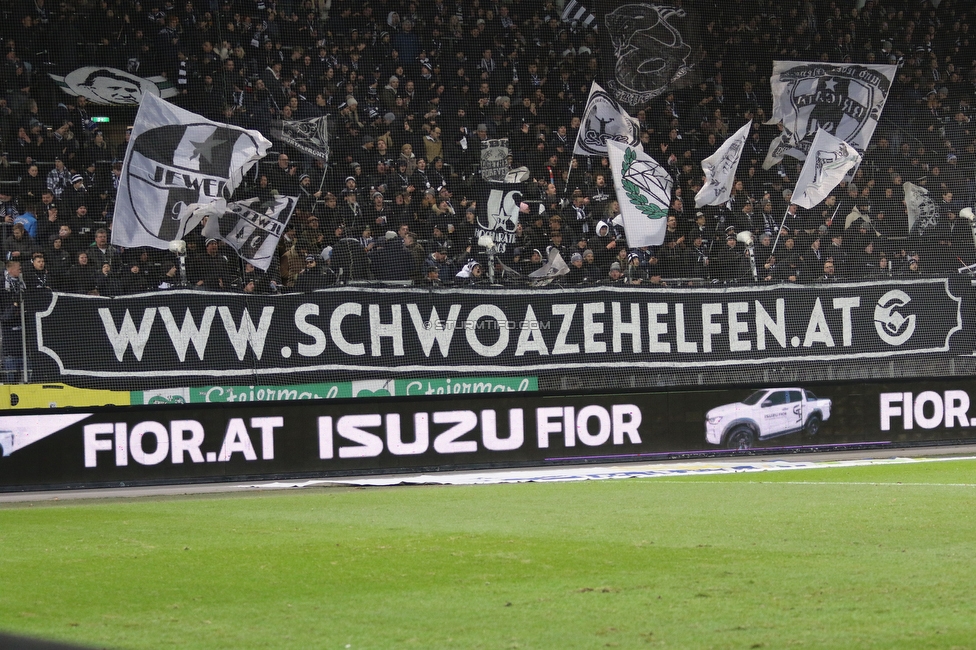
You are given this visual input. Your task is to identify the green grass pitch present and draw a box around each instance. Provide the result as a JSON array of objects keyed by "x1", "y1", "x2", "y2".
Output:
[{"x1": 3, "y1": 459, "x2": 976, "y2": 649}]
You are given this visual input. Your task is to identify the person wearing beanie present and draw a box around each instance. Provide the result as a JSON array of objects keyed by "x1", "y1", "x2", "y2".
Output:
[
  {"x1": 603, "y1": 260, "x2": 627, "y2": 285},
  {"x1": 566, "y1": 251, "x2": 587, "y2": 285}
]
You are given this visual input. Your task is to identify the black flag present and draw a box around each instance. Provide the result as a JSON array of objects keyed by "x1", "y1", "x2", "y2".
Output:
[{"x1": 595, "y1": 0, "x2": 702, "y2": 111}]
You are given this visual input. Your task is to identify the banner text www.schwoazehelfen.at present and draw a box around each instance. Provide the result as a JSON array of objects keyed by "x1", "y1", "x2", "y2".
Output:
[{"x1": 34, "y1": 280, "x2": 963, "y2": 379}]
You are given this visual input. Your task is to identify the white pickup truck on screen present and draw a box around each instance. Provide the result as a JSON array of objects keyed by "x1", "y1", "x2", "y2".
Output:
[{"x1": 705, "y1": 388, "x2": 832, "y2": 449}]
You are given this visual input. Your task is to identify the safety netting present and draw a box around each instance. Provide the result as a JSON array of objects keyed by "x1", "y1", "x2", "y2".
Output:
[{"x1": 1, "y1": 0, "x2": 975, "y2": 402}]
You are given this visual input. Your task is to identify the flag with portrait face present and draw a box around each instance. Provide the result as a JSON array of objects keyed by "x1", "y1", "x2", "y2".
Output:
[{"x1": 595, "y1": 1, "x2": 702, "y2": 110}]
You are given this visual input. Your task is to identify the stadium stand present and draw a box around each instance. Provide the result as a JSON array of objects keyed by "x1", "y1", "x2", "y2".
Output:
[{"x1": 0, "y1": 0, "x2": 972, "y2": 292}]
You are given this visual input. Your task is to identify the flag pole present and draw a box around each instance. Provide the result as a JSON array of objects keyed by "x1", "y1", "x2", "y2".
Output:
[
  {"x1": 562, "y1": 155, "x2": 577, "y2": 196},
  {"x1": 770, "y1": 205, "x2": 794, "y2": 256}
]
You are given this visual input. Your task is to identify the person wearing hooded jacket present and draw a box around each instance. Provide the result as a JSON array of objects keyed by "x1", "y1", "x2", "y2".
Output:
[
  {"x1": 455, "y1": 259, "x2": 487, "y2": 286},
  {"x1": 591, "y1": 220, "x2": 617, "y2": 275}
]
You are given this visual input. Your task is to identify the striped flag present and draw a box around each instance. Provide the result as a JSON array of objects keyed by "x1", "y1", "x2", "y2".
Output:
[
  {"x1": 112, "y1": 94, "x2": 272, "y2": 250},
  {"x1": 561, "y1": 0, "x2": 597, "y2": 27},
  {"x1": 202, "y1": 196, "x2": 297, "y2": 271}
]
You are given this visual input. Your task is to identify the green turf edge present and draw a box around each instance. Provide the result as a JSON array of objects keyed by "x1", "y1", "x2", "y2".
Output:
[{"x1": 2, "y1": 459, "x2": 976, "y2": 649}]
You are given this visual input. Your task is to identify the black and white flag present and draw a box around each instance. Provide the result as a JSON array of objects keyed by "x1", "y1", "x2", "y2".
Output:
[
  {"x1": 904, "y1": 182, "x2": 939, "y2": 237},
  {"x1": 763, "y1": 62, "x2": 897, "y2": 170},
  {"x1": 528, "y1": 249, "x2": 571, "y2": 285},
  {"x1": 597, "y1": 1, "x2": 702, "y2": 110},
  {"x1": 202, "y1": 196, "x2": 297, "y2": 271},
  {"x1": 270, "y1": 116, "x2": 331, "y2": 161},
  {"x1": 791, "y1": 130, "x2": 862, "y2": 209},
  {"x1": 112, "y1": 95, "x2": 272, "y2": 250},
  {"x1": 695, "y1": 121, "x2": 751, "y2": 208},
  {"x1": 50, "y1": 66, "x2": 178, "y2": 105},
  {"x1": 574, "y1": 81, "x2": 641, "y2": 156},
  {"x1": 480, "y1": 138, "x2": 510, "y2": 181},
  {"x1": 561, "y1": 0, "x2": 597, "y2": 28},
  {"x1": 475, "y1": 181, "x2": 523, "y2": 254}
]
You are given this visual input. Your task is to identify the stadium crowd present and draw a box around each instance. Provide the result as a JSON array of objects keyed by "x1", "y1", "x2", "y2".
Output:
[{"x1": 0, "y1": 0, "x2": 974, "y2": 296}]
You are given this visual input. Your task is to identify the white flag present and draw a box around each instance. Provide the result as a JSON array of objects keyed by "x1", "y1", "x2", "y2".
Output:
[
  {"x1": 791, "y1": 130, "x2": 862, "y2": 209},
  {"x1": 695, "y1": 120, "x2": 751, "y2": 208},
  {"x1": 202, "y1": 196, "x2": 297, "y2": 271},
  {"x1": 904, "y1": 182, "x2": 939, "y2": 236},
  {"x1": 763, "y1": 61, "x2": 896, "y2": 169},
  {"x1": 112, "y1": 94, "x2": 272, "y2": 250},
  {"x1": 607, "y1": 140, "x2": 671, "y2": 247},
  {"x1": 574, "y1": 81, "x2": 641, "y2": 156},
  {"x1": 529, "y1": 249, "x2": 571, "y2": 283},
  {"x1": 844, "y1": 206, "x2": 867, "y2": 230}
]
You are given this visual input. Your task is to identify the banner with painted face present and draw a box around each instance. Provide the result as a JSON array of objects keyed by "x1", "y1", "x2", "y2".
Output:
[{"x1": 50, "y1": 66, "x2": 178, "y2": 105}]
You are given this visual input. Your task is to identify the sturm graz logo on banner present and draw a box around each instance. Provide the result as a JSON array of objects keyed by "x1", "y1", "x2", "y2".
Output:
[
  {"x1": 764, "y1": 62, "x2": 897, "y2": 168},
  {"x1": 575, "y1": 82, "x2": 641, "y2": 156},
  {"x1": 874, "y1": 290, "x2": 917, "y2": 347},
  {"x1": 601, "y1": 3, "x2": 701, "y2": 109}
]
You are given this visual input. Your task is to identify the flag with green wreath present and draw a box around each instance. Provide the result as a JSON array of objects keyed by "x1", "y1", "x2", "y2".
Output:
[{"x1": 607, "y1": 140, "x2": 671, "y2": 247}]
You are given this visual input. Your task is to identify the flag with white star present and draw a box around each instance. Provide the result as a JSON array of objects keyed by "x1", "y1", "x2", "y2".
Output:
[
  {"x1": 112, "y1": 94, "x2": 272, "y2": 250},
  {"x1": 762, "y1": 61, "x2": 896, "y2": 171}
]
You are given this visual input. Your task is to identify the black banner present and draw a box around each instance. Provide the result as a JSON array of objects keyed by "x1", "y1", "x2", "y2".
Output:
[
  {"x1": 5, "y1": 377, "x2": 976, "y2": 491},
  {"x1": 34, "y1": 280, "x2": 964, "y2": 379},
  {"x1": 596, "y1": 1, "x2": 702, "y2": 109}
]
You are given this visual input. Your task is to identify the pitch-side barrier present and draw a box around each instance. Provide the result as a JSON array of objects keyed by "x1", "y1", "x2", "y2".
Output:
[{"x1": 3, "y1": 376, "x2": 976, "y2": 492}]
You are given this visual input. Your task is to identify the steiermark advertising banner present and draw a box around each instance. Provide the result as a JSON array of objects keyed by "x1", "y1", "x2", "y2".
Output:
[{"x1": 131, "y1": 376, "x2": 538, "y2": 405}]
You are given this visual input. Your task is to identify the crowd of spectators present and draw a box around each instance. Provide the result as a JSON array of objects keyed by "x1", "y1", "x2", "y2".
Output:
[{"x1": 0, "y1": 0, "x2": 974, "y2": 296}]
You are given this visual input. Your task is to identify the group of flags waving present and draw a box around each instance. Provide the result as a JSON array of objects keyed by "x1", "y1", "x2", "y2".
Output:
[{"x1": 107, "y1": 1, "x2": 902, "y2": 270}]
